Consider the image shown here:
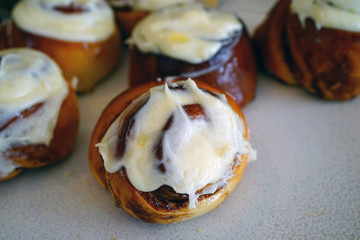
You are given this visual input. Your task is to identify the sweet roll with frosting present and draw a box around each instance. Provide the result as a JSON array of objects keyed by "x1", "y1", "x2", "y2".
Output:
[
  {"x1": 0, "y1": 0, "x2": 121, "y2": 92},
  {"x1": 254, "y1": 0, "x2": 360, "y2": 100},
  {"x1": 0, "y1": 48, "x2": 79, "y2": 181},
  {"x1": 128, "y1": 4, "x2": 257, "y2": 107},
  {"x1": 89, "y1": 79, "x2": 256, "y2": 223}
]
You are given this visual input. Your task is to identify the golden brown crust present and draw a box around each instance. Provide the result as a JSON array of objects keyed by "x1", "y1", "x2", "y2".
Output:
[
  {"x1": 195, "y1": 28, "x2": 257, "y2": 107},
  {"x1": 88, "y1": 80, "x2": 249, "y2": 223},
  {"x1": 286, "y1": 15, "x2": 360, "y2": 100},
  {"x1": 129, "y1": 27, "x2": 257, "y2": 107},
  {"x1": 0, "y1": 168, "x2": 23, "y2": 182},
  {"x1": 253, "y1": 0, "x2": 296, "y2": 85},
  {"x1": 113, "y1": 8, "x2": 149, "y2": 38},
  {"x1": 106, "y1": 157, "x2": 247, "y2": 223},
  {"x1": 0, "y1": 21, "x2": 121, "y2": 92},
  {"x1": 254, "y1": 0, "x2": 360, "y2": 100},
  {"x1": 0, "y1": 82, "x2": 79, "y2": 181}
]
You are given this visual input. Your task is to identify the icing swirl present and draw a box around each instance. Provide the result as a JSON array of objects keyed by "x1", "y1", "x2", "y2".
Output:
[
  {"x1": 130, "y1": 4, "x2": 242, "y2": 64},
  {"x1": 108, "y1": 0, "x2": 194, "y2": 10},
  {"x1": 291, "y1": 0, "x2": 360, "y2": 32},
  {"x1": 12, "y1": 0, "x2": 116, "y2": 42}
]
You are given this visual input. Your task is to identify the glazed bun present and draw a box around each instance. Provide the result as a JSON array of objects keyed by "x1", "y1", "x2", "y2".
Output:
[
  {"x1": 254, "y1": 0, "x2": 360, "y2": 100},
  {"x1": 0, "y1": 48, "x2": 79, "y2": 181},
  {"x1": 0, "y1": 0, "x2": 121, "y2": 92},
  {"x1": 128, "y1": 4, "x2": 257, "y2": 107},
  {"x1": 89, "y1": 79, "x2": 255, "y2": 223}
]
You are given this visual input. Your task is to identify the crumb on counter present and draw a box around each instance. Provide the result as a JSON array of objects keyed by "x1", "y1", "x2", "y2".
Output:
[
  {"x1": 43, "y1": 177, "x2": 56, "y2": 184},
  {"x1": 304, "y1": 210, "x2": 325, "y2": 218},
  {"x1": 63, "y1": 171, "x2": 73, "y2": 177}
]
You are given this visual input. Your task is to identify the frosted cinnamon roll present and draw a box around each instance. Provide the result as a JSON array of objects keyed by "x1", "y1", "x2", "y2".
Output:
[
  {"x1": 0, "y1": 48, "x2": 79, "y2": 181},
  {"x1": 108, "y1": 0, "x2": 220, "y2": 38},
  {"x1": 128, "y1": 4, "x2": 257, "y2": 107},
  {"x1": 0, "y1": 0, "x2": 120, "y2": 92},
  {"x1": 254, "y1": 0, "x2": 360, "y2": 100},
  {"x1": 89, "y1": 79, "x2": 256, "y2": 223}
]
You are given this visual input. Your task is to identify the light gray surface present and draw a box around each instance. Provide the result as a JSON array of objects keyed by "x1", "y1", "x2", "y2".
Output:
[{"x1": 1, "y1": 0, "x2": 360, "y2": 239}]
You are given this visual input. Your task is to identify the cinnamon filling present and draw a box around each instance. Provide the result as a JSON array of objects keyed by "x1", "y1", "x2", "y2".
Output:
[
  {"x1": 0, "y1": 103, "x2": 43, "y2": 132},
  {"x1": 154, "y1": 115, "x2": 173, "y2": 173},
  {"x1": 53, "y1": 5, "x2": 87, "y2": 14},
  {"x1": 138, "y1": 154, "x2": 240, "y2": 211},
  {"x1": 182, "y1": 103, "x2": 208, "y2": 121},
  {"x1": 115, "y1": 96, "x2": 149, "y2": 158}
]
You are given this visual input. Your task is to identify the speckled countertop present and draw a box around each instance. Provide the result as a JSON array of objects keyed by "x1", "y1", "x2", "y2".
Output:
[{"x1": 1, "y1": 0, "x2": 360, "y2": 239}]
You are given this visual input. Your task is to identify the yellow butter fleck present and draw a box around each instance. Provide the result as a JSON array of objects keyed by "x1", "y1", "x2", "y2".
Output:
[{"x1": 170, "y1": 33, "x2": 189, "y2": 43}]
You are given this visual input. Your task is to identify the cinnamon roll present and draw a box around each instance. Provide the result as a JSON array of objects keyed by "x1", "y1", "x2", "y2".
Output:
[
  {"x1": 0, "y1": 48, "x2": 79, "y2": 181},
  {"x1": 89, "y1": 79, "x2": 256, "y2": 223},
  {"x1": 128, "y1": 4, "x2": 257, "y2": 107},
  {"x1": 0, "y1": 0, "x2": 120, "y2": 92},
  {"x1": 254, "y1": 0, "x2": 360, "y2": 100},
  {"x1": 107, "y1": 0, "x2": 220, "y2": 38}
]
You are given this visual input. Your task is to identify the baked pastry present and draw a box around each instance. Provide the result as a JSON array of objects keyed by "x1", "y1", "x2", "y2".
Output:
[
  {"x1": 107, "y1": 0, "x2": 220, "y2": 38},
  {"x1": 128, "y1": 4, "x2": 257, "y2": 107},
  {"x1": 89, "y1": 78, "x2": 256, "y2": 223},
  {"x1": 254, "y1": 0, "x2": 360, "y2": 100},
  {"x1": 0, "y1": 0, "x2": 120, "y2": 92},
  {"x1": 0, "y1": 48, "x2": 79, "y2": 181}
]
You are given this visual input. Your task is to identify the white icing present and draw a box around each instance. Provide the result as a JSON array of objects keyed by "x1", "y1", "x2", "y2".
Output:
[
  {"x1": 327, "y1": 0, "x2": 360, "y2": 12},
  {"x1": 291, "y1": 0, "x2": 360, "y2": 32},
  {"x1": 0, "y1": 48, "x2": 68, "y2": 178},
  {"x1": 107, "y1": 0, "x2": 219, "y2": 10},
  {"x1": 97, "y1": 79, "x2": 254, "y2": 208},
  {"x1": 129, "y1": 4, "x2": 242, "y2": 64},
  {"x1": 12, "y1": 0, "x2": 115, "y2": 42},
  {"x1": 106, "y1": 0, "x2": 132, "y2": 8},
  {"x1": 133, "y1": 0, "x2": 194, "y2": 11},
  {"x1": 108, "y1": 0, "x2": 194, "y2": 10}
]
